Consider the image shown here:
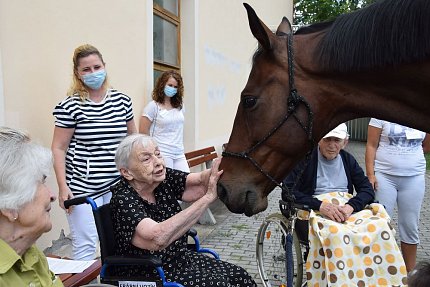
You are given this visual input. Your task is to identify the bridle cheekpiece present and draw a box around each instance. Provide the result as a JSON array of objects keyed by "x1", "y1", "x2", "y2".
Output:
[{"x1": 222, "y1": 32, "x2": 314, "y2": 203}]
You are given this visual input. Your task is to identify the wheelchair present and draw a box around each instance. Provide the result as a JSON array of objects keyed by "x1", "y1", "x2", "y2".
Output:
[
  {"x1": 65, "y1": 196, "x2": 219, "y2": 287},
  {"x1": 256, "y1": 200, "x2": 310, "y2": 287}
]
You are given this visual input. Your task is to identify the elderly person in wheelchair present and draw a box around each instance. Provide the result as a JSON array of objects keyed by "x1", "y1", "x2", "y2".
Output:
[
  {"x1": 0, "y1": 127, "x2": 62, "y2": 286},
  {"x1": 110, "y1": 133, "x2": 257, "y2": 286},
  {"x1": 283, "y1": 123, "x2": 408, "y2": 286}
]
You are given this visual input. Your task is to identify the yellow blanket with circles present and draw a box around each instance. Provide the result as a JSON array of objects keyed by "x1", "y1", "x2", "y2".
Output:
[{"x1": 306, "y1": 192, "x2": 407, "y2": 287}]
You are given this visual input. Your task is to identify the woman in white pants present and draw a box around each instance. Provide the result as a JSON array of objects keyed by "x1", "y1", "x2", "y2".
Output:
[
  {"x1": 52, "y1": 44, "x2": 136, "y2": 260},
  {"x1": 365, "y1": 118, "x2": 430, "y2": 272}
]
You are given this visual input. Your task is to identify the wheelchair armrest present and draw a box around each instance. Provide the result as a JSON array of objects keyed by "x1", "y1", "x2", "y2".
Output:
[
  {"x1": 196, "y1": 248, "x2": 220, "y2": 259},
  {"x1": 103, "y1": 255, "x2": 162, "y2": 267},
  {"x1": 186, "y1": 228, "x2": 199, "y2": 247},
  {"x1": 186, "y1": 229, "x2": 220, "y2": 260},
  {"x1": 279, "y1": 199, "x2": 310, "y2": 218},
  {"x1": 187, "y1": 228, "x2": 197, "y2": 237}
]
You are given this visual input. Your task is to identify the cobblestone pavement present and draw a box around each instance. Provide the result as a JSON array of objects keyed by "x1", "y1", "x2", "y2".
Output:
[{"x1": 194, "y1": 141, "x2": 430, "y2": 286}]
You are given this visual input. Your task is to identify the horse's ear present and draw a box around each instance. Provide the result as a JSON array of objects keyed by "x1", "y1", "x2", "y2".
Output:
[
  {"x1": 244, "y1": 3, "x2": 274, "y2": 50},
  {"x1": 276, "y1": 17, "x2": 292, "y2": 36}
]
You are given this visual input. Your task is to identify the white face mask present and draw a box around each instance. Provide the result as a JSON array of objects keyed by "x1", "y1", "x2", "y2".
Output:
[
  {"x1": 164, "y1": 85, "x2": 177, "y2": 97},
  {"x1": 82, "y1": 70, "x2": 106, "y2": 90}
]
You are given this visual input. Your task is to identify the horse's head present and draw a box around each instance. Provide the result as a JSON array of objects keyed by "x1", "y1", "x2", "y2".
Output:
[{"x1": 217, "y1": 4, "x2": 314, "y2": 216}]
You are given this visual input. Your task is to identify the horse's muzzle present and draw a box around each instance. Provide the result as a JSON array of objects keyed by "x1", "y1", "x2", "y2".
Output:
[{"x1": 217, "y1": 182, "x2": 267, "y2": 216}]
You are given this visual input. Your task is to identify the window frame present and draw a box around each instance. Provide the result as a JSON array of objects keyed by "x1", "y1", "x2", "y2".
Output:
[{"x1": 153, "y1": 1, "x2": 181, "y2": 75}]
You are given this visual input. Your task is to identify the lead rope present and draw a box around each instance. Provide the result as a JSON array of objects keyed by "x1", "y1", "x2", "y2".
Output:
[{"x1": 285, "y1": 33, "x2": 315, "y2": 200}]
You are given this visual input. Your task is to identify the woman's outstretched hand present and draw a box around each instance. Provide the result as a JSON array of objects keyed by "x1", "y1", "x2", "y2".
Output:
[{"x1": 205, "y1": 158, "x2": 223, "y2": 202}]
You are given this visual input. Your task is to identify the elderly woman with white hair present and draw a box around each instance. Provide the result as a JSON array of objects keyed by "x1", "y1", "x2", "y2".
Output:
[
  {"x1": 110, "y1": 133, "x2": 257, "y2": 286},
  {"x1": 0, "y1": 127, "x2": 62, "y2": 286}
]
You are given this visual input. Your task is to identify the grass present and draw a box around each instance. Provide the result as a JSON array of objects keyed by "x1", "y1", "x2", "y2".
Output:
[
  {"x1": 426, "y1": 153, "x2": 430, "y2": 170},
  {"x1": 231, "y1": 224, "x2": 249, "y2": 231}
]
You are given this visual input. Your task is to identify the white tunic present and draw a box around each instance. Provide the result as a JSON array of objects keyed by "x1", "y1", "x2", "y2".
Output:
[
  {"x1": 143, "y1": 100, "x2": 185, "y2": 157},
  {"x1": 369, "y1": 118, "x2": 426, "y2": 176}
]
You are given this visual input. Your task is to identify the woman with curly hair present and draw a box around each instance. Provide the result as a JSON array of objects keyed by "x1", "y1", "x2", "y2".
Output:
[{"x1": 139, "y1": 70, "x2": 189, "y2": 172}]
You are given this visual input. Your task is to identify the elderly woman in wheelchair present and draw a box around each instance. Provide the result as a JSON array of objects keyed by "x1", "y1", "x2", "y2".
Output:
[
  {"x1": 109, "y1": 133, "x2": 257, "y2": 286},
  {"x1": 279, "y1": 124, "x2": 408, "y2": 286}
]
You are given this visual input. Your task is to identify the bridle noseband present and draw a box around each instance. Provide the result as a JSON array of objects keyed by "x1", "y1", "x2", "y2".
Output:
[{"x1": 222, "y1": 32, "x2": 314, "y2": 203}]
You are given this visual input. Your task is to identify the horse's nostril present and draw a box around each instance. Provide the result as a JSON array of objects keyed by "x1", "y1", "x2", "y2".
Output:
[
  {"x1": 217, "y1": 183, "x2": 227, "y2": 202},
  {"x1": 246, "y1": 190, "x2": 257, "y2": 204}
]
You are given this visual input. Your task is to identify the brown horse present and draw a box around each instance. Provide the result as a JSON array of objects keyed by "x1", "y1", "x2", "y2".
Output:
[{"x1": 218, "y1": 0, "x2": 430, "y2": 216}]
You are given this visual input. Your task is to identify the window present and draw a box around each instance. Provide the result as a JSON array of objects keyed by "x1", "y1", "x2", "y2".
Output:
[{"x1": 153, "y1": 0, "x2": 180, "y2": 83}]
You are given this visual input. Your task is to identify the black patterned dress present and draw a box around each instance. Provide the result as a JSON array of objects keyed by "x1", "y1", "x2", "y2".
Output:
[{"x1": 110, "y1": 168, "x2": 257, "y2": 286}]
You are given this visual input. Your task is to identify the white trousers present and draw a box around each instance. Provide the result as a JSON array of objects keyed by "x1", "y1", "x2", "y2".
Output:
[
  {"x1": 67, "y1": 192, "x2": 112, "y2": 260},
  {"x1": 375, "y1": 171, "x2": 425, "y2": 244}
]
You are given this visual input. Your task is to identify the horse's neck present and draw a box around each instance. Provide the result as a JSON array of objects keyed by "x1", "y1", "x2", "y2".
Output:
[{"x1": 296, "y1": 47, "x2": 430, "y2": 136}]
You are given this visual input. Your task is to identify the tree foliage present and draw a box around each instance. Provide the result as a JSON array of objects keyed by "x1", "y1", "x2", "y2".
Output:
[{"x1": 293, "y1": 0, "x2": 377, "y2": 26}]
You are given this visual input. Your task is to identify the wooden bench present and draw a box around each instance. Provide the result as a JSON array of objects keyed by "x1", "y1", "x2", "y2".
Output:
[
  {"x1": 184, "y1": 146, "x2": 218, "y2": 225},
  {"x1": 185, "y1": 146, "x2": 218, "y2": 170}
]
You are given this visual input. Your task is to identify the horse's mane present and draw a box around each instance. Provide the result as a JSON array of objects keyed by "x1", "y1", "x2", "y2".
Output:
[
  {"x1": 295, "y1": 22, "x2": 333, "y2": 35},
  {"x1": 296, "y1": 0, "x2": 430, "y2": 73}
]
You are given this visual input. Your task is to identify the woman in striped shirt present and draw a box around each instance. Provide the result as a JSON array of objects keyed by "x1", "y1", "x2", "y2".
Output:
[{"x1": 51, "y1": 44, "x2": 136, "y2": 260}]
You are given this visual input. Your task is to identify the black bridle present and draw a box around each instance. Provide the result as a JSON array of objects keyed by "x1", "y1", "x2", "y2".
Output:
[{"x1": 222, "y1": 32, "x2": 314, "y2": 204}]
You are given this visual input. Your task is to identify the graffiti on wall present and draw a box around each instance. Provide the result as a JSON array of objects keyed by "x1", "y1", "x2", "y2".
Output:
[
  {"x1": 204, "y1": 45, "x2": 241, "y2": 74},
  {"x1": 204, "y1": 45, "x2": 242, "y2": 109}
]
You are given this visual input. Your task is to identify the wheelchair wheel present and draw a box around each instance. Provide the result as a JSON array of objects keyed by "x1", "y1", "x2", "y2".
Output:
[{"x1": 256, "y1": 213, "x2": 304, "y2": 287}]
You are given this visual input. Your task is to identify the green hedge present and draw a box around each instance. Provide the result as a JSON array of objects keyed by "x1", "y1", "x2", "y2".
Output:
[{"x1": 426, "y1": 153, "x2": 430, "y2": 170}]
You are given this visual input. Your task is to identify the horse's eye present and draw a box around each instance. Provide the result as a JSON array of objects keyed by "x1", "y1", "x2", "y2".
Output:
[{"x1": 242, "y1": 97, "x2": 257, "y2": 109}]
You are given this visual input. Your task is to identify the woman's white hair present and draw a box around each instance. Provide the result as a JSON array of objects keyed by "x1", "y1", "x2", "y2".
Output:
[
  {"x1": 0, "y1": 127, "x2": 52, "y2": 210},
  {"x1": 115, "y1": 133, "x2": 157, "y2": 170}
]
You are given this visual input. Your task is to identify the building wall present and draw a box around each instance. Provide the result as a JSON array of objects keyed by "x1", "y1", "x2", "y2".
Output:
[
  {"x1": 0, "y1": 0, "x2": 153, "y2": 250},
  {"x1": 0, "y1": 0, "x2": 292, "y2": 250},
  {"x1": 182, "y1": 0, "x2": 292, "y2": 152}
]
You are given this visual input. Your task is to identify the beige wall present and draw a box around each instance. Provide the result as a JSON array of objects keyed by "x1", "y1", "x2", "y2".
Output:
[
  {"x1": 0, "y1": 0, "x2": 292, "y2": 250},
  {"x1": 0, "y1": 0, "x2": 153, "y2": 250},
  {"x1": 182, "y1": 0, "x2": 293, "y2": 153}
]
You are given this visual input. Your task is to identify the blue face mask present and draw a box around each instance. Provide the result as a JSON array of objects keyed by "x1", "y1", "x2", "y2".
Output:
[
  {"x1": 82, "y1": 70, "x2": 106, "y2": 90},
  {"x1": 164, "y1": 85, "x2": 178, "y2": 97}
]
